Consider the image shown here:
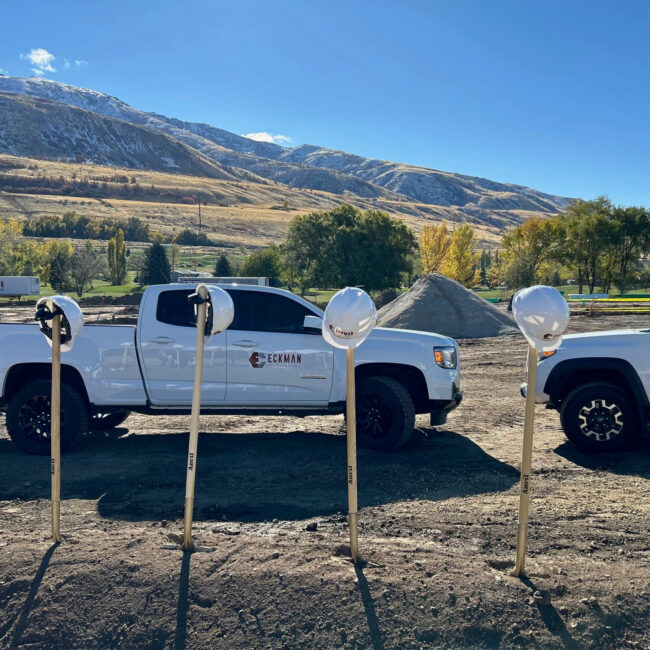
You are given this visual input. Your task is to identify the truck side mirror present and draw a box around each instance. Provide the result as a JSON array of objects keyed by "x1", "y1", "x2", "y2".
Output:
[{"x1": 303, "y1": 314, "x2": 323, "y2": 333}]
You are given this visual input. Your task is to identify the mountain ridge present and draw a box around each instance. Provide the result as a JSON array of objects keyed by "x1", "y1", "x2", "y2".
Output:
[
  {"x1": 0, "y1": 75, "x2": 572, "y2": 220},
  {"x1": 0, "y1": 92, "x2": 255, "y2": 180}
]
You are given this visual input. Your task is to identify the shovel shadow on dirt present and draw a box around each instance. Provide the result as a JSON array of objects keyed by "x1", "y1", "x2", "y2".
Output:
[
  {"x1": 174, "y1": 552, "x2": 191, "y2": 650},
  {"x1": 520, "y1": 576, "x2": 578, "y2": 650},
  {"x1": 3, "y1": 543, "x2": 59, "y2": 649},
  {"x1": 553, "y1": 441, "x2": 650, "y2": 478},
  {"x1": 0, "y1": 427, "x2": 519, "y2": 523}
]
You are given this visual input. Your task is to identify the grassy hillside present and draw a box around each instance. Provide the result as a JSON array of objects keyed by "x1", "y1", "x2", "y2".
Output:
[{"x1": 0, "y1": 155, "x2": 559, "y2": 249}]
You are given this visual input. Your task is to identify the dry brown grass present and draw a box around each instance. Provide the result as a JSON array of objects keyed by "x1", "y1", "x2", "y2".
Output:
[{"x1": 0, "y1": 155, "x2": 555, "y2": 248}]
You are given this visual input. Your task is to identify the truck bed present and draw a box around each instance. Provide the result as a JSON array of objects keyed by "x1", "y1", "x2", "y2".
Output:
[{"x1": 0, "y1": 323, "x2": 148, "y2": 406}]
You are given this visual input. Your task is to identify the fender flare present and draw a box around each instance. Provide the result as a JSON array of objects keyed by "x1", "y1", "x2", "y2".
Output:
[{"x1": 544, "y1": 357, "x2": 649, "y2": 417}]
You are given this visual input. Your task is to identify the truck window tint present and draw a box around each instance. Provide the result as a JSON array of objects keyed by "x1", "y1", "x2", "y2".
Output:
[
  {"x1": 227, "y1": 290, "x2": 255, "y2": 331},
  {"x1": 156, "y1": 288, "x2": 315, "y2": 333},
  {"x1": 229, "y1": 290, "x2": 313, "y2": 333},
  {"x1": 156, "y1": 289, "x2": 196, "y2": 327}
]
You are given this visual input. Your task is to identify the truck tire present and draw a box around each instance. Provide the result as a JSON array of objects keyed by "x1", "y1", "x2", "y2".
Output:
[
  {"x1": 6, "y1": 380, "x2": 89, "y2": 455},
  {"x1": 356, "y1": 376, "x2": 415, "y2": 451},
  {"x1": 560, "y1": 382, "x2": 639, "y2": 452},
  {"x1": 89, "y1": 411, "x2": 131, "y2": 430}
]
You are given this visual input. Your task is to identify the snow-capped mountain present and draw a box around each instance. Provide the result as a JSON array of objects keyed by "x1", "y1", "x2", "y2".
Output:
[
  {"x1": 0, "y1": 75, "x2": 571, "y2": 213},
  {"x1": 0, "y1": 92, "x2": 255, "y2": 179}
]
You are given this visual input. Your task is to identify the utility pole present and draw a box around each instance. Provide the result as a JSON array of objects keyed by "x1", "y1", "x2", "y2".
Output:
[{"x1": 197, "y1": 193, "x2": 202, "y2": 233}]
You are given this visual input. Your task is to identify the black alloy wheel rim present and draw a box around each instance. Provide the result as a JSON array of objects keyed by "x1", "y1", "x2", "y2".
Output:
[
  {"x1": 17, "y1": 394, "x2": 65, "y2": 443},
  {"x1": 358, "y1": 393, "x2": 393, "y2": 440}
]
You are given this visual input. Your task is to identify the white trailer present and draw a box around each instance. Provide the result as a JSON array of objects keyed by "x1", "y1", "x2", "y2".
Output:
[{"x1": 0, "y1": 276, "x2": 41, "y2": 297}]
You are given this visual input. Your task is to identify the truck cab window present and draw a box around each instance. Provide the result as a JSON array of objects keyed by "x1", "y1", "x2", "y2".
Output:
[
  {"x1": 156, "y1": 289, "x2": 196, "y2": 327},
  {"x1": 229, "y1": 290, "x2": 314, "y2": 333}
]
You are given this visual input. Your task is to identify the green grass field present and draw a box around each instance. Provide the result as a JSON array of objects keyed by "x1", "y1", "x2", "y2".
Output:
[
  {"x1": 4, "y1": 273, "x2": 650, "y2": 306},
  {"x1": 476, "y1": 285, "x2": 650, "y2": 300}
]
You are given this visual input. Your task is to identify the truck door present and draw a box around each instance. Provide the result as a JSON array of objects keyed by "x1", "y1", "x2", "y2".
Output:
[
  {"x1": 225, "y1": 289, "x2": 333, "y2": 405},
  {"x1": 138, "y1": 288, "x2": 227, "y2": 405}
]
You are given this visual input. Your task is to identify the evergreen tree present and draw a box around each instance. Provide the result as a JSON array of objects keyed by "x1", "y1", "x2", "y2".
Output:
[
  {"x1": 214, "y1": 254, "x2": 232, "y2": 276},
  {"x1": 142, "y1": 243, "x2": 171, "y2": 284}
]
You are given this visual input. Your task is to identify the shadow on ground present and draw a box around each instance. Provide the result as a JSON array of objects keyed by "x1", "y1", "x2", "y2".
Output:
[
  {"x1": 0, "y1": 427, "x2": 519, "y2": 522},
  {"x1": 554, "y1": 441, "x2": 650, "y2": 477}
]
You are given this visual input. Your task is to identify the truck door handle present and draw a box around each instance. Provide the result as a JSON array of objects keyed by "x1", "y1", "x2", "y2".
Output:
[
  {"x1": 232, "y1": 339, "x2": 257, "y2": 348},
  {"x1": 148, "y1": 336, "x2": 175, "y2": 344}
]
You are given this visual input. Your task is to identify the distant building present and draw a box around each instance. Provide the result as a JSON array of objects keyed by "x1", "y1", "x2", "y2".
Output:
[{"x1": 170, "y1": 270, "x2": 272, "y2": 286}]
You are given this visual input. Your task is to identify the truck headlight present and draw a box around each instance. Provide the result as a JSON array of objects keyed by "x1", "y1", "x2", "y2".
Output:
[{"x1": 434, "y1": 346, "x2": 457, "y2": 369}]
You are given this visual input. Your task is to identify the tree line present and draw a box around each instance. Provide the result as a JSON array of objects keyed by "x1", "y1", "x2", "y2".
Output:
[
  {"x1": 0, "y1": 218, "x2": 172, "y2": 296},
  {"x1": 23, "y1": 212, "x2": 154, "y2": 242},
  {"x1": 3, "y1": 197, "x2": 647, "y2": 299},
  {"x1": 493, "y1": 197, "x2": 650, "y2": 294},
  {"x1": 0, "y1": 172, "x2": 220, "y2": 206},
  {"x1": 15, "y1": 212, "x2": 219, "y2": 248}
]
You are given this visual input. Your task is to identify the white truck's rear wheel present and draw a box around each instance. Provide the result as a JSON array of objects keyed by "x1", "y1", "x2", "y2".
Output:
[
  {"x1": 560, "y1": 382, "x2": 639, "y2": 452},
  {"x1": 6, "y1": 380, "x2": 88, "y2": 455},
  {"x1": 356, "y1": 376, "x2": 415, "y2": 451}
]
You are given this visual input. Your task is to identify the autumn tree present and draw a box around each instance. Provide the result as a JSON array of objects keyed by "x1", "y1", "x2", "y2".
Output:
[
  {"x1": 486, "y1": 250, "x2": 505, "y2": 288},
  {"x1": 70, "y1": 242, "x2": 106, "y2": 297},
  {"x1": 441, "y1": 224, "x2": 480, "y2": 287},
  {"x1": 42, "y1": 240, "x2": 75, "y2": 291},
  {"x1": 0, "y1": 219, "x2": 22, "y2": 274},
  {"x1": 420, "y1": 222, "x2": 451, "y2": 274},
  {"x1": 170, "y1": 242, "x2": 180, "y2": 270},
  {"x1": 107, "y1": 228, "x2": 127, "y2": 285},
  {"x1": 500, "y1": 217, "x2": 558, "y2": 289}
]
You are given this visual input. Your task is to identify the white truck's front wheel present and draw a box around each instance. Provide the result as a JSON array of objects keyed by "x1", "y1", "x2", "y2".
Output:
[
  {"x1": 560, "y1": 382, "x2": 640, "y2": 452},
  {"x1": 6, "y1": 380, "x2": 89, "y2": 455},
  {"x1": 356, "y1": 376, "x2": 415, "y2": 451}
]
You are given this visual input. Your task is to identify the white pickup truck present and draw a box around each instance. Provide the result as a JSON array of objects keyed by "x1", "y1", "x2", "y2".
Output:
[
  {"x1": 0, "y1": 284, "x2": 462, "y2": 454},
  {"x1": 523, "y1": 328, "x2": 650, "y2": 452}
]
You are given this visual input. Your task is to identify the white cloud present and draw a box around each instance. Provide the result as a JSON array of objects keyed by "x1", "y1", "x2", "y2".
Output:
[
  {"x1": 75, "y1": 59, "x2": 88, "y2": 67},
  {"x1": 21, "y1": 48, "x2": 56, "y2": 75},
  {"x1": 242, "y1": 131, "x2": 292, "y2": 145},
  {"x1": 0, "y1": 67, "x2": 7, "y2": 75},
  {"x1": 63, "y1": 58, "x2": 71, "y2": 69}
]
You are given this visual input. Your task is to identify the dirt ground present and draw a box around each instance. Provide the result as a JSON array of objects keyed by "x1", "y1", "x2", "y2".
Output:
[{"x1": 0, "y1": 308, "x2": 649, "y2": 649}]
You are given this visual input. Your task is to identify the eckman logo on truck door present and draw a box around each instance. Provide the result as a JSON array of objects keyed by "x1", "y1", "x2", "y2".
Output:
[
  {"x1": 249, "y1": 351, "x2": 302, "y2": 368},
  {"x1": 249, "y1": 352, "x2": 267, "y2": 368}
]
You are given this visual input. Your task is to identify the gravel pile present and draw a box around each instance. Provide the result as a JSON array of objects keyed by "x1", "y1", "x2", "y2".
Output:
[{"x1": 377, "y1": 274, "x2": 516, "y2": 338}]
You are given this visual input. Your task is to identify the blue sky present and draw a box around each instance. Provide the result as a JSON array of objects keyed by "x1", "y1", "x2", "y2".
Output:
[{"x1": 1, "y1": 0, "x2": 649, "y2": 205}]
